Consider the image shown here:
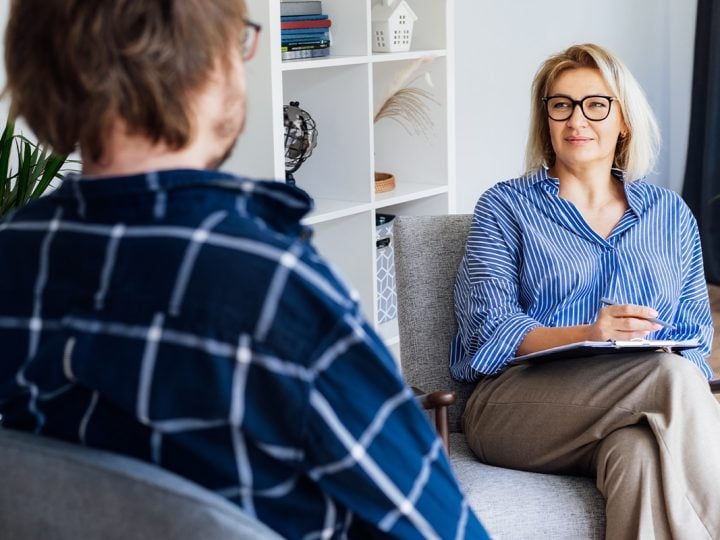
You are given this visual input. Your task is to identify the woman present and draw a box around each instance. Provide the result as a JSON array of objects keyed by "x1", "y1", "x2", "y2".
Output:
[{"x1": 452, "y1": 43, "x2": 719, "y2": 539}]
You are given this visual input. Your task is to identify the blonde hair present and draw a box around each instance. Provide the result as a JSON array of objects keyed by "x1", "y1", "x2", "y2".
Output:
[{"x1": 525, "y1": 43, "x2": 660, "y2": 181}]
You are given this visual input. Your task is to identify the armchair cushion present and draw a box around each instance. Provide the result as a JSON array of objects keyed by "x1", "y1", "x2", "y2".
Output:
[
  {"x1": 0, "y1": 428, "x2": 282, "y2": 540},
  {"x1": 449, "y1": 433, "x2": 605, "y2": 539}
]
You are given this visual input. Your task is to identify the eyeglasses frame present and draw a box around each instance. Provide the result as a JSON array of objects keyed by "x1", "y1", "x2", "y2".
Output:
[
  {"x1": 542, "y1": 94, "x2": 617, "y2": 122},
  {"x1": 242, "y1": 19, "x2": 262, "y2": 61}
]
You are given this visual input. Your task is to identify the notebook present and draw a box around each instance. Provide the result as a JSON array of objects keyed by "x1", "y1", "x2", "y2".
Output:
[{"x1": 508, "y1": 339, "x2": 701, "y2": 365}]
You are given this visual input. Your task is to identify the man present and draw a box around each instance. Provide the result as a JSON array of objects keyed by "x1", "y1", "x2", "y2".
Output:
[{"x1": 0, "y1": 1, "x2": 488, "y2": 538}]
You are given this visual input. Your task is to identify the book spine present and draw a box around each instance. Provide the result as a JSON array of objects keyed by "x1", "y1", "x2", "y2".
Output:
[
  {"x1": 281, "y1": 42, "x2": 330, "y2": 52},
  {"x1": 281, "y1": 15, "x2": 329, "y2": 21},
  {"x1": 282, "y1": 47, "x2": 331, "y2": 61},
  {"x1": 281, "y1": 36, "x2": 330, "y2": 44},
  {"x1": 281, "y1": 32, "x2": 330, "y2": 42},
  {"x1": 279, "y1": 1, "x2": 322, "y2": 17},
  {"x1": 281, "y1": 27, "x2": 328, "y2": 35},
  {"x1": 281, "y1": 19, "x2": 332, "y2": 30},
  {"x1": 281, "y1": 39, "x2": 330, "y2": 47}
]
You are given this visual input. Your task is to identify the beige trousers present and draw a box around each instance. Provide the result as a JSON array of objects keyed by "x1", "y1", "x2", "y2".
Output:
[{"x1": 462, "y1": 353, "x2": 720, "y2": 540}]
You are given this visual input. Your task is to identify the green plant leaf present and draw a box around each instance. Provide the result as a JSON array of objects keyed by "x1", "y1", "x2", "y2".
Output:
[
  {"x1": 28, "y1": 145, "x2": 46, "y2": 185},
  {"x1": 0, "y1": 120, "x2": 15, "y2": 213},
  {"x1": 14, "y1": 139, "x2": 34, "y2": 212},
  {"x1": 0, "y1": 117, "x2": 70, "y2": 217},
  {"x1": 32, "y1": 154, "x2": 67, "y2": 200}
]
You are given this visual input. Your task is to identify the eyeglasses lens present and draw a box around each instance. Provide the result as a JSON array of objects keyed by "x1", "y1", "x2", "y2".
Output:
[
  {"x1": 241, "y1": 23, "x2": 260, "y2": 61},
  {"x1": 546, "y1": 96, "x2": 612, "y2": 121}
]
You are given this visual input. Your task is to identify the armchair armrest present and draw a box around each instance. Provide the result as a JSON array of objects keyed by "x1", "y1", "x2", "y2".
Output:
[
  {"x1": 412, "y1": 387, "x2": 457, "y2": 453},
  {"x1": 710, "y1": 380, "x2": 720, "y2": 394}
]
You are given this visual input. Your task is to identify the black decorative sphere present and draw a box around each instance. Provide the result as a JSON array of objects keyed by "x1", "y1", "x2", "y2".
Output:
[{"x1": 283, "y1": 101, "x2": 318, "y2": 185}]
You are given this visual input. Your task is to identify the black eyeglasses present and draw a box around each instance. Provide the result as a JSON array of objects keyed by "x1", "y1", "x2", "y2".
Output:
[
  {"x1": 241, "y1": 20, "x2": 262, "y2": 61},
  {"x1": 542, "y1": 95, "x2": 616, "y2": 122}
]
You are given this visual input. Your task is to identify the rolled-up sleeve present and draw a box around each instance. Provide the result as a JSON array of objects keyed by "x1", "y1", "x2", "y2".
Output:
[
  {"x1": 671, "y1": 205, "x2": 714, "y2": 378},
  {"x1": 450, "y1": 190, "x2": 539, "y2": 380}
]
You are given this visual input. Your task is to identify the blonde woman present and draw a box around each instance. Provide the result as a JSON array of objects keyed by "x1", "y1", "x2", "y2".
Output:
[{"x1": 452, "y1": 43, "x2": 719, "y2": 538}]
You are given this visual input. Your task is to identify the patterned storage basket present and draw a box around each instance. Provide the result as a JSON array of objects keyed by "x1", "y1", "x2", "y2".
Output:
[{"x1": 376, "y1": 213, "x2": 397, "y2": 324}]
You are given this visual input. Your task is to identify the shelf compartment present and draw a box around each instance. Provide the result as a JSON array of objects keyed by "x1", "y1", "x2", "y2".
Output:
[
  {"x1": 371, "y1": 50, "x2": 446, "y2": 64},
  {"x1": 375, "y1": 193, "x2": 451, "y2": 217},
  {"x1": 372, "y1": 56, "x2": 449, "y2": 194},
  {"x1": 303, "y1": 198, "x2": 373, "y2": 225},
  {"x1": 400, "y1": 0, "x2": 448, "y2": 51},
  {"x1": 282, "y1": 63, "x2": 373, "y2": 205},
  {"x1": 374, "y1": 182, "x2": 448, "y2": 209},
  {"x1": 311, "y1": 213, "x2": 375, "y2": 322},
  {"x1": 282, "y1": 55, "x2": 370, "y2": 71}
]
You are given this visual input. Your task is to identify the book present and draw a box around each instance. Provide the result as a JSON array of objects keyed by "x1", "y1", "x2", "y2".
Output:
[
  {"x1": 282, "y1": 35, "x2": 329, "y2": 43},
  {"x1": 282, "y1": 41, "x2": 330, "y2": 52},
  {"x1": 282, "y1": 47, "x2": 331, "y2": 61},
  {"x1": 281, "y1": 27, "x2": 329, "y2": 35},
  {"x1": 280, "y1": 1, "x2": 322, "y2": 17},
  {"x1": 508, "y1": 339, "x2": 701, "y2": 365},
  {"x1": 281, "y1": 19, "x2": 332, "y2": 30},
  {"x1": 281, "y1": 15, "x2": 329, "y2": 21},
  {"x1": 282, "y1": 32, "x2": 330, "y2": 43},
  {"x1": 282, "y1": 42, "x2": 330, "y2": 53},
  {"x1": 282, "y1": 38, "x2": 331, "y2": 46},
  {"x1": 282, "y1": 36, "x2": 330, "y2": 47}
]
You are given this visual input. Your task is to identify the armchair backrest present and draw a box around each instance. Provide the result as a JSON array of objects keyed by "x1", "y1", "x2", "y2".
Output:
[
  {"x1": 394, "y1": 214, "x2": 475, "y2": 433},
  {"x1": 0, "y1": 428, "x2": 282, "y2": 540}
]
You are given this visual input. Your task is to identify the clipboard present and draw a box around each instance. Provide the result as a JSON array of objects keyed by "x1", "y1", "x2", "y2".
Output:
[{"x1": 508, "y1": 339, "x2": 701, "y2": 365}]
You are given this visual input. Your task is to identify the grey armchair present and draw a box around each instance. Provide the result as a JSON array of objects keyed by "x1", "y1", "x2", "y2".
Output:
[
  {"x1": 394, "y1": 214, "x2": 606, "y2": 539},
  {"x1": 0, "y1": 428, "x2": 282, "y2": 540},
  {"x1": 395, "y1": 214, "x2": 720, "y2": 539}
]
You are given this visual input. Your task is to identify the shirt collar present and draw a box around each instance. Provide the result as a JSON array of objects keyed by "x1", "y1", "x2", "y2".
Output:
[
  {"x1": 54, "y1": 169, "x2": 314, "y2": 224},
  {"x1": 526, "y1": 166, "x2": 649, "y2": 216},
  {"x1": 54, "y1": 169, "x2": 313, "y2": 235}
]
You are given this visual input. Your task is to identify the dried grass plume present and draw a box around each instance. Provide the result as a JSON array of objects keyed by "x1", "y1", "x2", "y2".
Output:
[{"x1": 374, "y1": 56, "x2": 439, "y2": 137}]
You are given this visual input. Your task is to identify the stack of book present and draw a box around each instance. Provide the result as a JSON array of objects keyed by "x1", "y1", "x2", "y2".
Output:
[{"x1": 281, "y1": 1, "x2": 332, "y2": 61}]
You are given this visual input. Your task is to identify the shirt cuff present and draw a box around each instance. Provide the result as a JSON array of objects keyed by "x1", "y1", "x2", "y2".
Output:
[{"x1": 469, "y1": 313, "x2": 540, "y2": 375}]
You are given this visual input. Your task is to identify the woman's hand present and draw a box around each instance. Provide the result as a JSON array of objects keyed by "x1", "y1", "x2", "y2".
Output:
[
  {"x1": 516, "y1": 304, "x2": 663, "y2": 357},
  {"x1": 587, "y1": 304, "x2": 662, "y2": 341}
]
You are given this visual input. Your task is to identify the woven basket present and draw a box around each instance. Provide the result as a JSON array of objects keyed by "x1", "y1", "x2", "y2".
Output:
[{"x1": 374, "y1": 172, "x2": 396, "y2": 193}]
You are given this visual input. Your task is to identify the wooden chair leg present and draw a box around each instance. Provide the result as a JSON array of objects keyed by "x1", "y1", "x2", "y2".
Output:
[{"x1": 435, "y1": 406, "x2": 450, "y2": 453}]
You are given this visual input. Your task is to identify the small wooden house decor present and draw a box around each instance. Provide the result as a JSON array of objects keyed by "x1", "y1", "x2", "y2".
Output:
[{"x1": 371, "y1": 0, "x2": 418, "y2": 53}]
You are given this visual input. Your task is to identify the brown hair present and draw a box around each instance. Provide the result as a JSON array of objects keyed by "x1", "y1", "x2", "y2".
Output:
[
  {"x1": 525, "y1": 43, "x2": 660, "y2": 181},
  {"x1": 4, "y1": 0, "x2": 248, "y2": 161}
]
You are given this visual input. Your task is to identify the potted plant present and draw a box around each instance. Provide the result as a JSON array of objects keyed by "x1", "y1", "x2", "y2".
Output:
[{"x1": 0, "y1": 118, "x2": 69, "y2": 217}]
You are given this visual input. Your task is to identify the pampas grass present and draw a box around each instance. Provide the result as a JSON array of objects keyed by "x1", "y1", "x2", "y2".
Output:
[{"x1": 374, "y1": 56, "x2": 439, "y2": 137}]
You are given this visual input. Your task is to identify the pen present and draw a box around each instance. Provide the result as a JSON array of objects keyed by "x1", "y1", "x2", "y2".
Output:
[{"x1": 600, "y1": 297, "x2": 676, "y2": 330}]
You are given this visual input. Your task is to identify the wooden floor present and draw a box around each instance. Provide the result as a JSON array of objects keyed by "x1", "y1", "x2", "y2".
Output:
[{"x1": 709, "y1": 284, "x2": 720, "y2": 377}]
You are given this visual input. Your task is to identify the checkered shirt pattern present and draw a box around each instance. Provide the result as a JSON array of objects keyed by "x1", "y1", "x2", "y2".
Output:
[{"x1": 0, "y1": 169, "x2": 488, "y2": 539}]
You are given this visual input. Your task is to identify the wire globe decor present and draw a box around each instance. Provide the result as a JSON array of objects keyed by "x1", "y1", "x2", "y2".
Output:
[{"x1": 283, "y1": 101, "x2": 318, "y2": 186}]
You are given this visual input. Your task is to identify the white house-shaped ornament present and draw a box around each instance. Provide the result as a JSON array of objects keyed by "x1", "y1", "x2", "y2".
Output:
[{"x1": 371, "y1": 0, "x2": 418, "y2": 53}]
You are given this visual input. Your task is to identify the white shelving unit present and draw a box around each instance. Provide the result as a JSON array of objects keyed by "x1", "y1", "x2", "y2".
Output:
[{"x1": 227, "y1": 0, "x2": 455, "y2": 357}]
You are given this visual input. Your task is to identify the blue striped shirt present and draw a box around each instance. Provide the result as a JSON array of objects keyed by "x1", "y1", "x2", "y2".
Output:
[
  {"x1": 0, "y1": 169, "x2": 488, "y2": 539},
  {"x1": 450, "y1": 168, "x2": 714, "y2": 381}
]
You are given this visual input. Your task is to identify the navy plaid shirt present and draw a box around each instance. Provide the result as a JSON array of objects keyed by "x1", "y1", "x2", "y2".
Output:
[{"x1": 0, "y1": 169, "x2": 488, "y2": 539}]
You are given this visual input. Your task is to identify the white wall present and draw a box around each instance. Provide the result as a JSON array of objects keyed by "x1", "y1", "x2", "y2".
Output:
[
  {"x1": 0, "y1": 0, "x2": 698, "y2": 208},
  {"x1": 0, "y1": 0, "x2": 8, "y2": 122},
  {"x1": 454, "y1": 0, "x2": 698, "y2": 213}
]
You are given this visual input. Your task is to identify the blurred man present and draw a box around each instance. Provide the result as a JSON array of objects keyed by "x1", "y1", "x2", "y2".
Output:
[{"x1": 0, "y1": 1, "x2": 488, "y2": 538}]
